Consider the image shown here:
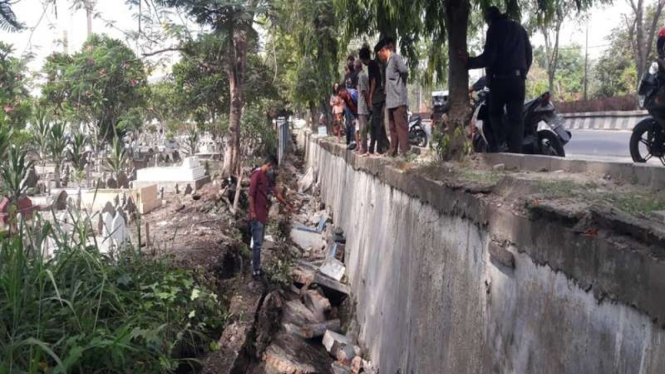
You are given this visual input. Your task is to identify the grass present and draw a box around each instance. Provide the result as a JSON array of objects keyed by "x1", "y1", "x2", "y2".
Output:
[
  {"x1": 534, "y1": 179, "x2": 665, "y2": 216},
  {"x1": 0, "y1": 211, "x2": 227, "y2": 374}
]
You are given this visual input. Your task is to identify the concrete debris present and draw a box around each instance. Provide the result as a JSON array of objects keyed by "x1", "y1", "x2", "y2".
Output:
[
  {"x1": 283, "y1": 299, "x2": 324, "y2": 325},
  {"x1": 331, "y1": 362, "x2": 352, "y2": 374},
  {"x1": 492, "y1": 163, "x2": 505, "y2": 171},
  {"x1": 335, "y1": 344, "x2": 356, "y2": 365},
  {"x1": 351, "y1": 356, "x2": 362, "y2": 374},
  {"x1": 302, "y1": 289, "x2": 331, "y2": 320},
  {"x1": 290, "y1": 228, "x2": 326, "y2": 251},
  {"x1": 362, "y1": 360, "x2": 378, "y2": 374},
  {"x1": 263, "y1": 332, "x2": 332, "y2": 374},
  {"x1": 319, "y1": 258, "x2": 346, "y2": 282},
  {"x1": 284, "y1": 319, "x2": 341, "y2": 339},
  {"x1": 298, "y1": 167, "x2": 317, "y2": 193},
  {"x1": 184, "y1": 184, "x2": 193, "y2": 195},
  {"x1": 293, "y1": 261, "x2": 350, "y2": 296},
  {"x1": 323, "y1": 330, "x2": 352, "y2": 358}
]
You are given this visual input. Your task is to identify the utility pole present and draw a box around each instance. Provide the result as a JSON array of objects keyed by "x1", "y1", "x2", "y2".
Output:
[
  {"x1": 583, "y1": 19, "x2": 589, "y2": 101},
  {"x1": 85, "y1": 0, "x2": 94, "y2": 37}
]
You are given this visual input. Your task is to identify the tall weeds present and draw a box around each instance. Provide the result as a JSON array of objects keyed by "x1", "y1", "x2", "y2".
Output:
[{"x1": 0, "y1": 214, "x2": 226, "y2": 373}]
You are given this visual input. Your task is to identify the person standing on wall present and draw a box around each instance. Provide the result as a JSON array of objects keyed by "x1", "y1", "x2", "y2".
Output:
[
  {"x1": 248, "y1": 156, "x2": 294, "y2": 280},
  {"x1": 461, "y1": 6, "x2": 532, "y2": 153},
  {"x1": 377, "y1": 38, "x2": 410, "y2": 158},
  {"x1": 362, "y1": 43, "x2": 388, "y2": 155},
  {"x1": 356, "y1": 59, "x2": 371, "y2": 155}
]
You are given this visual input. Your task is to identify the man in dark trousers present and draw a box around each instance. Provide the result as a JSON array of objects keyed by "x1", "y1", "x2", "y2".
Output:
[
  {"x1": 248, "y1": 156, "x2": 293, "y2": 280},
  {"x1": 462, "y1": 6, "x2": 532, "y2": 153},
  {"x1": 360, "y1": 43, "x2": 388, "y2": 155},
  {"x1": 378, "y1": 38, "x2": 410, "y2": 157}
]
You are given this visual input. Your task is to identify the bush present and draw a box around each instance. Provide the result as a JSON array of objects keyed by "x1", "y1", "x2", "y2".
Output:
[
  {"x1": 556, "y1": 95, "x2": 639, "y2": 113},
  {"x1": 0, "y1": 213, "x2": 226, "y2": 373}
]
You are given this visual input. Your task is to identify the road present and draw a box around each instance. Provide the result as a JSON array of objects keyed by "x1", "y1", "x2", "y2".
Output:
[{"x1": 565, "y1": 130, "x2": 631, "y2": 159}]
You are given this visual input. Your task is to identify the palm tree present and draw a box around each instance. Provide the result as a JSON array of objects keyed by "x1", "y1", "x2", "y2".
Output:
[
  {"x1": 0, "y1": 145, "x2": 33, "y2": 203},
  {"x1": 104, "y1": 137, "x2": 127, "y2": 182},
  {"x1": 0, "y1": 1, "x2": 22, "y2": 32},
  {"x1": 47, "y1": 122, "x2": 68, "y2": 188},
  {"x1": 30, "y1": 107, "x2": 51, "y2": 164},
  {"x1": 68, "y1": 132, "x2": 88, "y2": 185}
]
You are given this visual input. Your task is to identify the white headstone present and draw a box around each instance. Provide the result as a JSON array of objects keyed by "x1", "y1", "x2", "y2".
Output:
[
  {"x1": 102, "y1": 212, "x2": 114, "y2": 239},
  {"x1": 111, "y1": 214, "x2": 127, "y2": 246}
]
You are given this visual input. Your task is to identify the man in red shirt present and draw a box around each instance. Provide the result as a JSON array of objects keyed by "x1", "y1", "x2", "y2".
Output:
[{"x1": 249, "y1": 155, "x2": 293, "y2": 280}]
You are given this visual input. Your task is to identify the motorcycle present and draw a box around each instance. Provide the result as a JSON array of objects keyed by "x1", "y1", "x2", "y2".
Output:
[
  {"x1": 471, "y1": 88, "x2": 570, "y2": 156},
  {"x1": 408, "y1": 113, "x2": 428, "y2": 147},
  {"x1": 631, "y1": 61, "x2": 665, "y2": 165}
]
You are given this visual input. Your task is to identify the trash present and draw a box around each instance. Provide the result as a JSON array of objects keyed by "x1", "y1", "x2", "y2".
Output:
[{"x1": 297, "y1": 213, "x2": 329, "y2": 234}]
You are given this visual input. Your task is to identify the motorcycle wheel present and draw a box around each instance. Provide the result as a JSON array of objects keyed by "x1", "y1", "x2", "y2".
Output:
[
  {"x1": 537, "y1": 131, "x2": 566, "y2": 157},
  {"x1": 410, "y1": 128, "x2": 428, "y2": 147},
  {"x1": 630, "y1": 118, "x2": 663, "y2": 163}
]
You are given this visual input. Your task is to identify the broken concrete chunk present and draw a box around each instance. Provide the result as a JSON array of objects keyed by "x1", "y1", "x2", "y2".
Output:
[
  {"x1": 284, "y1": 319, "x2": 341, "y2": 339},
  {"x1": 319, "y1": 258, "x2": 346, "y2": 282},
  {"x1": 298, "y1": 167, "x2": 318, "y2": 193},
  {"x1": 351, "y1": 356, "x2": 363, "y2": 374},
  {"x1": 303, "y1": 289, "x2": 331, "y2": 317},
  {"x1": 264, "y1": 332, "x2": 332, "y2": 374},
  {"x1": 332, "y1": 362, "x2": 352, "y2": 374},
  {"x1": 323, "y1": 330, "x2": 352, "y2": 358},
  {"x1": 290, "y1": 228, "x2": 326, "y2": 251},
  {"x1": 283, "y1": 299, "x2": 324, "y2": 325},
  {"x1": 336, "y1": 344, "x2": 357, "y2": 365},
  {"x1": 488, "y1": 240, "x2": 515, "y2": 269}
]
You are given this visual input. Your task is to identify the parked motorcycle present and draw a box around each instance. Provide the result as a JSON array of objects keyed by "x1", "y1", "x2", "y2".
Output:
[
  {"x1": 471, "y1": 88, "x2": 571, "y2": 156},
  {"x1": 408, "y1": 113, "x2": 428, "y2": 147},
  {"x1": 631, "y1": 61, "x2": 665, "y2": 165}
]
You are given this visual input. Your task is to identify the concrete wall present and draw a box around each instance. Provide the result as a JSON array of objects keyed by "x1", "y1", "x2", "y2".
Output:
[
  {"x1": 305, "y1": 135, "x2": 665, "y2": 374},
  {"x1": 562, "y1": 110, "x2": 648, "y2": 131}
]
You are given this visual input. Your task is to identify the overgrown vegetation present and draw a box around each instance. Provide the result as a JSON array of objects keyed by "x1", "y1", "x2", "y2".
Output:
[{"x1": 0, "y1": 215, "x2": 226, "y2": 373}]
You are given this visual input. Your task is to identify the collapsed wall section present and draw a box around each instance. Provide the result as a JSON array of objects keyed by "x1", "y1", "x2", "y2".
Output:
[{"x1": 305, "y1": 135, "x2": 665, "y2": 374}]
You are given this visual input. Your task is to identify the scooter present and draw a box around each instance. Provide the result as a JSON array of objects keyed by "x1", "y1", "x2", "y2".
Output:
[
  {"x1": 408, "y1": 114, "x2": 428, "y2": 147},
  {"x1": 471, "y1": 88, "x2": 571, "y2": 156}
]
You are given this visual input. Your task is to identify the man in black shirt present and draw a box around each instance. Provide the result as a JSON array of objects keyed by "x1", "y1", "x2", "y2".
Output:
[
  {"x1": 344, "y1": 55, "x2": 358, "y2": 89},
  {"x1": 361, "y1": 44, "x2": 388, "y2": 154},
  {"x1": 462, "y1": 6, "x2": 532, "y2": 153}
]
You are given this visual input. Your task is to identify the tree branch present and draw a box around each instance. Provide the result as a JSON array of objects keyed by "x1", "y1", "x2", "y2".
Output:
[{"x1": 141, "y1": 47, "x2": 183, "y2": 57}]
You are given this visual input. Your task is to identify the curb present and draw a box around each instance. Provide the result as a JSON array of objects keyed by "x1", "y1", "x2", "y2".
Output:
[
  {"x1": 482, "y1": 153, "x2": 665, "y2": 189},
  {"x1": 562, "y1": 111, "x2": 648, "y2": 131}
]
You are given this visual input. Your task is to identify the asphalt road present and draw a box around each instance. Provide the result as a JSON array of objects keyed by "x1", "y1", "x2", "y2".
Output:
[{"x1": 565, "y1": 130, "x2": 631, "y2": 159}]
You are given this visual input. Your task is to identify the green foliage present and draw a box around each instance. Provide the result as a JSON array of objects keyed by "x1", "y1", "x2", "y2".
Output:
[
  {"x1": 594, "y1": 25, "x2": 638, "y2": 98},
  {"x1": 68, "y1": 133, "x2": 89, "y2": 172},
  {"x1": 241, "y1": 100, "x2": 278, "y2": 158},
  {"x1": 41, "y1": 35, "x2": 148, "y2": 140},
  {"x1": 0, "y1": 216, "x2": 226, "y2": 373},
  {"x1": 0, "y1": 42, "x2": 32, "y2": 129},
  {"x1": 105, "y1": 137, "x2": 128, "y2": 179},
  {"x1": 0, "y1": 144, "x2": 33, "y2": 201}
]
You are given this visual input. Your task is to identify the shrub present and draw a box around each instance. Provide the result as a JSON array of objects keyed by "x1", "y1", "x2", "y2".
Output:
[
  {"x1": 0, "y1": 213, "x2": 226, "y2": 373},
  {"x1": 557, "y1": 95, "x2": 639, "y2": 113}
]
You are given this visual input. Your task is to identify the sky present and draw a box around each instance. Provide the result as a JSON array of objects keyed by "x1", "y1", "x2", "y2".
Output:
[{"x1": 0, "y1": 0, "x2": 640, "y2": 79}]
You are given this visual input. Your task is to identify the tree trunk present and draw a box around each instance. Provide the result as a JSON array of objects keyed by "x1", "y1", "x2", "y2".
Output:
[
  {"x1": 442, "y1": 0, "x2": 470, "y2": 161},
  {"x1": 635, "y1": 0, "x2": 646, "y2": 79},
  {"x1": 308, "y1": 100, "x2": 318, "y2": 132},
  {"x1": 223, "y1": 29, "x2": 247, "y2": 177},
  {"x1": 85, "y1": 0, "x2": 94, "y2": 37}
]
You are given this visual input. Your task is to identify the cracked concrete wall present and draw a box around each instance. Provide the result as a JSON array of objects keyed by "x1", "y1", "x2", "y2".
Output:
[{"x1": 306, "y1": 136, "x2": 665, "y2": 374}]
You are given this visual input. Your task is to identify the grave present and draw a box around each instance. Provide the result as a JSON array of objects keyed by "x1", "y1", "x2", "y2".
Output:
[{"x1": 134, "y1": 156, "x2": 210, "y2": 190}]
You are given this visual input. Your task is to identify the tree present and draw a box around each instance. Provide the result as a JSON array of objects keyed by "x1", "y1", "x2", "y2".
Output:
[
  {"x1": 41, "y1": 35, "x2": 148, "y2": 140},
  {"x1": 270, "y1": 0, "x2": 340, "y2": 130},
  {"x1": 594, "y1": 25, "x2": 637, "y2": 97},
  {"x1": 0, "y1": 42, "x2": 32, "y2": 129},
  {"x1": 532, "y1": 45, "x2": 585, "y2": 100},
  {"x1": 156, "y1": 0, "x2": 264, "y2": 176},
  {"x1": 0, "y1": 0, "x2": 22, "y2": 32},
  {"x1": 624, "y1": 0, "x2": 665, "y2": 80},
  {"x1": 47, "y1": 122, "x2": 68, "y2": 188}
]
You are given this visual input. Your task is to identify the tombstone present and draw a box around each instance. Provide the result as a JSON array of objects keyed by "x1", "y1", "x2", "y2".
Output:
[
  {"x1": 116, "y1": 207, "x2": 128, "y2": 226},
  {"x1": 184, "y1": 184, "x2": 193, "y2": 195},
  {"x1": 106, "y1": 176, "x2": 118, "y2": 189},
  {"x1": 173, "y1": 150, "x2": 181, "y2": 163},
  {"x1": 113, "y1": 194, "x2": 120, "y2": 208},
  {"x1": 86, "y1": 162, "x2": 92, "y2": 187},
  {"x1": 97, "y1": 213, "x2": 104, "y2": 236},
  {"x1": 110, "y1": 213, "x2": 127, "y2": 246},
  {"x1": 121, "y1": 192, "x2": 127, "y2": 206},
  {"x1": 25, "y1": 167, "x2": 39, "y2": 189},
  {"x1": 175, "y1": 184, "x2": 180, "y2": 194},
  {"x1": 159, "y1": 187, "x2": 164, "y2": 200},
  {"x1": 52, "y1": 190, "x2": 68, "y2": 211},
  {"x1": 117, "y1": 171, "x2": 129, "y2": 189},
  {"x1": 102, "y1": 211, "x2": 114, "y2": 240},
  {"x1": 63, "y1": 165, "x2": 70, "y2": 187},
  {"x1": 123, "y1": 196, "x2": 137, "y2": 216},
  {"x1": 102, "y1": 201, "x2": 116, "y2": 217}
]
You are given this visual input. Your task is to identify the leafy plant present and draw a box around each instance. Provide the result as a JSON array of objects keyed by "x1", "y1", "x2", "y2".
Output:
[
  {"x1": 46, "y1": 122, "x2": 68, "y2": 188},
  {"x1": 0, "y1": 214, "x2": 227, "y2": 373},
  {"x1": 0, "y1": 144, "x2": 33, "y2": 202},
  {"x1": 68, "y1": 132, "x2": 89, "y2": 173},
  {"x1": 104, "y1": 137, "x2": 128, "y2": 181}
]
